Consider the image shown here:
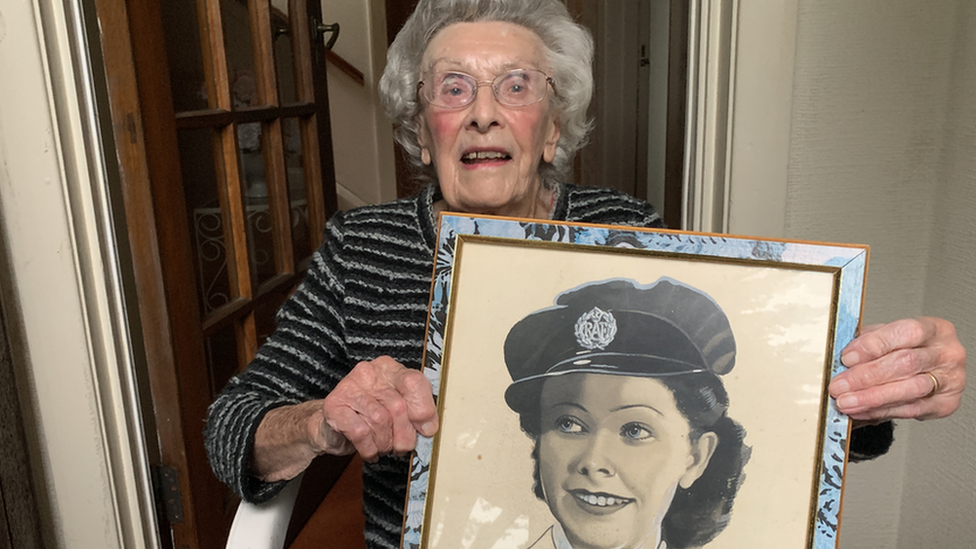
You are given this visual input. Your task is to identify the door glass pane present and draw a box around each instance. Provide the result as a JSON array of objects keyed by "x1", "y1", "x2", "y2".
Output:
[
  {"x1": 205, "y1": 324, "x2": 241, "y2": 400},
  {"x1": 161, "y1": 0, "x2": 209, "y2": 111},
  {"x1": 179, "y1": 128, "x2": 234, "y2": 317},
  {"x1": 239, "y1": 123, "x2": 277, "y2": 286},
  {"x1": 255, "y1": 290, "x2": 291, "y2": 348},
  {"x1": 283, "y1": 117, "x2": 311, "y2": 262},
  {"x1": 223, "y1": 0, "x2": 261, "y2": 108},
  {"x1": 272, "y1": 0, "x2": 300, "y2": 105}
]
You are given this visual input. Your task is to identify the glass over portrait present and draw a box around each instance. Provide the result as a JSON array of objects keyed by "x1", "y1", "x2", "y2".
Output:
[{"x1": 402, "y1": 215, "x2": 868, "y2": 549}]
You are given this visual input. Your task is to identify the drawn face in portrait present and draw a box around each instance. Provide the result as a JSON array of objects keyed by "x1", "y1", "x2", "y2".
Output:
[
  {"x1": 537, "y1": 373, "x2": 718, "y2": 549},
  {"x1": 504, "y1": 277, "x2": 749, "y2": 549}
]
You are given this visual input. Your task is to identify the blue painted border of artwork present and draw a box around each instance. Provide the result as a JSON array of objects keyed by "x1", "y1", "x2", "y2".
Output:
[{"x1": 400, "y1": 214, "x2": 868, "y2": 549}]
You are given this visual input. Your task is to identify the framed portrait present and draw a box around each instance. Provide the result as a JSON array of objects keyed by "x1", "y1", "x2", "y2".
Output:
[{"x1": 401, "y1": 214, "x2": 869, "y2": 549}]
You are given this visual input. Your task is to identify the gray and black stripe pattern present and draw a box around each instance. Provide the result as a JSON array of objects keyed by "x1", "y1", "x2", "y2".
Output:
[{"x1": 204, "y1": 182, "x2": 664, "y2": 548}]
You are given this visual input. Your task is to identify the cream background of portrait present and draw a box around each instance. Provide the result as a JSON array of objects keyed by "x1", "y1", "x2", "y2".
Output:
[{"x1": 424, "y1": 240, "x2": 837, "y2": 549}]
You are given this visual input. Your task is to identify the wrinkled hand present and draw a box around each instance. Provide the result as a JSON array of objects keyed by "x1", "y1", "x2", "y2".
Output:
[
  {"x1": 829, "y1": 317, "x2": 966, "y2": 422},
  {"x1": 320, "y1": 356, "x2": 439, "y2": 462}
]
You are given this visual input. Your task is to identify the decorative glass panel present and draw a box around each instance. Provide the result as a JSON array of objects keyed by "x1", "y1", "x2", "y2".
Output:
[
  {"x1": 178, "y1": 128, "x2": 233, "y2": 317},
  {"x1": 238, "y1": 123, "x2": 277, "y2": 286},
  {"x1": 222, "y1": 0, "x2": 261, "y2": 108},
  {"x1": 282, "y1": 117, "x2": 311, "y2": 262},
  {"x1": 272, "y1": 0, "x2": 300, "y2": 105}
]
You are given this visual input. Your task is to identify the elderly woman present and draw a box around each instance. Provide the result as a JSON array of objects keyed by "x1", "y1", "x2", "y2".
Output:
[
  {"x1": 504, "y1": 278, "x2": 748, "y2": 549},
  {"x1": 204, "y1": 0, "x2": 966, "y2": 547}
]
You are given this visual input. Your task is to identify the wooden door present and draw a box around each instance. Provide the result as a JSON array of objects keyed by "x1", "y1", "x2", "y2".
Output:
[
  {"x1": 564, "y1": 0, "x2": 687, "y2": 228},
  {"x1": 569, "y1": 0, "x2": 648, "y2": 200},
  {"x1": 92, "y1": 0, "x2": 338, "y2": 547},
  {"x1": 385, "y1": 0, "x2": 420, "y2": 197}
]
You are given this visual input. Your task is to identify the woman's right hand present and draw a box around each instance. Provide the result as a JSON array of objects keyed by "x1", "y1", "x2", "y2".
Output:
[
  {"x1": 252, "y1": 356, "x2": 438, "y2": 482},
  {"x1": 320, "y1": 356, "x2": 439, "y2": 460}
]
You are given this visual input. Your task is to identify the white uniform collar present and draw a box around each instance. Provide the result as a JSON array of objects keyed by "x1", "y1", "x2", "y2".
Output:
[{"x1": 550, "y1": 523, "x2": 666, "y2": 549}]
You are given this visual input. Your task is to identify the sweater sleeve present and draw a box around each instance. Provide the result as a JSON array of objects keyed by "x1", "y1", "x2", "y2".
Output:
[
  {"x1": 848, "y1": 421, "x2": 895, "y2": 461},
  {"x1": 204, "y1": 213, "x2": 354, "y2": 503}
]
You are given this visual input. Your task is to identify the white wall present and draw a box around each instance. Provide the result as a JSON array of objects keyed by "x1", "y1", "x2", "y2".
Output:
[
  {"x1": 322, "y1": 0, "x2": 397, "y2": 209},
  {"x1": 784, "y1": 1, "x2": 975, "y2": 548},
  {"x1": 725, "y1": 0, "x2": 798, "y2": 238}
]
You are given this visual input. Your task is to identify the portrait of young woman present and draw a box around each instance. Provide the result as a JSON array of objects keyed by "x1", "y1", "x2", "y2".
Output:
[
  {"x1": 503, "y1": 278, "x2": 749, "y2": 549},
  {"x1": 419, "y1": 240, "x2": 839, "y2": 549}
]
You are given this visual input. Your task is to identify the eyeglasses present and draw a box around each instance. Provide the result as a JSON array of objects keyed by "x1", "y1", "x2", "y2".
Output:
[{"x1": 418, "y1": 69, "x2": 556, "y2": 109}]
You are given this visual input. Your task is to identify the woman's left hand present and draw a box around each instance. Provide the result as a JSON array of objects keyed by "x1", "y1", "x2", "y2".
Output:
[{"x1": 828, "y1": 317, "x2": 966, "y2": 422}]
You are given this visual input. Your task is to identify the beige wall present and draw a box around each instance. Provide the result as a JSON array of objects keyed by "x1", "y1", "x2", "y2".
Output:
[
  {"x1": 322, "y1": 0, "x2": 397, "y2": 209},
  {"x1": 898, "y1": 0, "x2": 976, "y2": 545},
  {"x1": 785, "y1": 1, "x2": 975, "y2": 548}
]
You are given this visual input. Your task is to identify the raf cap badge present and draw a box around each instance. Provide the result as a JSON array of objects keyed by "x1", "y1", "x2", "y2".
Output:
[{"x1": 574, "y1": 307, "x2": 617, "y2": 350}]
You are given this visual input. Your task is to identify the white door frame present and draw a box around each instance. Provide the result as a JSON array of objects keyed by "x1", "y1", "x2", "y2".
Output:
[
  {"x1": 683, "y1": 0, "x2": 798, "y2": 239},
  {"x1": 0, "y1": 1, "x2": 158, "y2": 547}
]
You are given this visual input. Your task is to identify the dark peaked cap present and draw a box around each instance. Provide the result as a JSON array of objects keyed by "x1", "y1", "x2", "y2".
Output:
[{"x1": 504, "y1": 277, "x2": 736, "y2": 414}]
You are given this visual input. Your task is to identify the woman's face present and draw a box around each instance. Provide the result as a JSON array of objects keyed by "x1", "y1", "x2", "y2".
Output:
[
  {"x1": 417, "y1": 21, "x2": 560, "y2": 218},
  {"x1": 538, "y1": 373, "x2": 717, "y2": 549}
]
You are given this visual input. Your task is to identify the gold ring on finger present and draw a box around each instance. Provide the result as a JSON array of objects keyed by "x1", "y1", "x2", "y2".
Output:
[{"x1": 922, "y1": 371, "x2": 940, "y2": 398}]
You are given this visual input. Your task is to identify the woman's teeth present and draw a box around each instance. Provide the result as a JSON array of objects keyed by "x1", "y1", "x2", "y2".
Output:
[
  {"x1": 462, "y1": 151, "x2": 509, "y2": 162},
  {"x1": 575, "y1": 493, "x2": 629, "y2": 507}
]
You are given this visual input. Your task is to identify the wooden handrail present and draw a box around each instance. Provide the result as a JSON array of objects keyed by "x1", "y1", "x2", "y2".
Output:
[{"x1": 326, "y1": 50, "x2": 365, "y2": 86}]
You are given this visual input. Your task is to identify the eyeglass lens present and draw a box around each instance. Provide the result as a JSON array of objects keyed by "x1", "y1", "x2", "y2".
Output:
[{"x1": 425, "y1": 69, "x2": 549, "y2": 108}]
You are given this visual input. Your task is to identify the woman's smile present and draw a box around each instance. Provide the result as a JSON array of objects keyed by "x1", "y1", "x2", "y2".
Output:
[
  {"x1": 569, "y1": 488, "x2": 635, "y2": 511},
  {"x1": 459, "y1": 147, "x2": 512, "y2": 166}
]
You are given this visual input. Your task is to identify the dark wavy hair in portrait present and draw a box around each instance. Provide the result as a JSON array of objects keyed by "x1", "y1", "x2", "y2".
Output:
[{"x1": 504, "y1": 277, "x2": 751, "y2": 549}]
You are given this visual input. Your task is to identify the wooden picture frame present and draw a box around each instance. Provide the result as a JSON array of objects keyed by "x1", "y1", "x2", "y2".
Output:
[{"x1": 401, "y1": 214, "x2": 868, "y2": 549}]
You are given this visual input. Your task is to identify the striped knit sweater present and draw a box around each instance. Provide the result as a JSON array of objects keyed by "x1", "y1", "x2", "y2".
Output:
[
  {"x1": 204, "y1": 183, "x2": 663, "y2": 547},
  {"x1": 204, "y1": 182, "x2": 890, "y2": 547}
]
